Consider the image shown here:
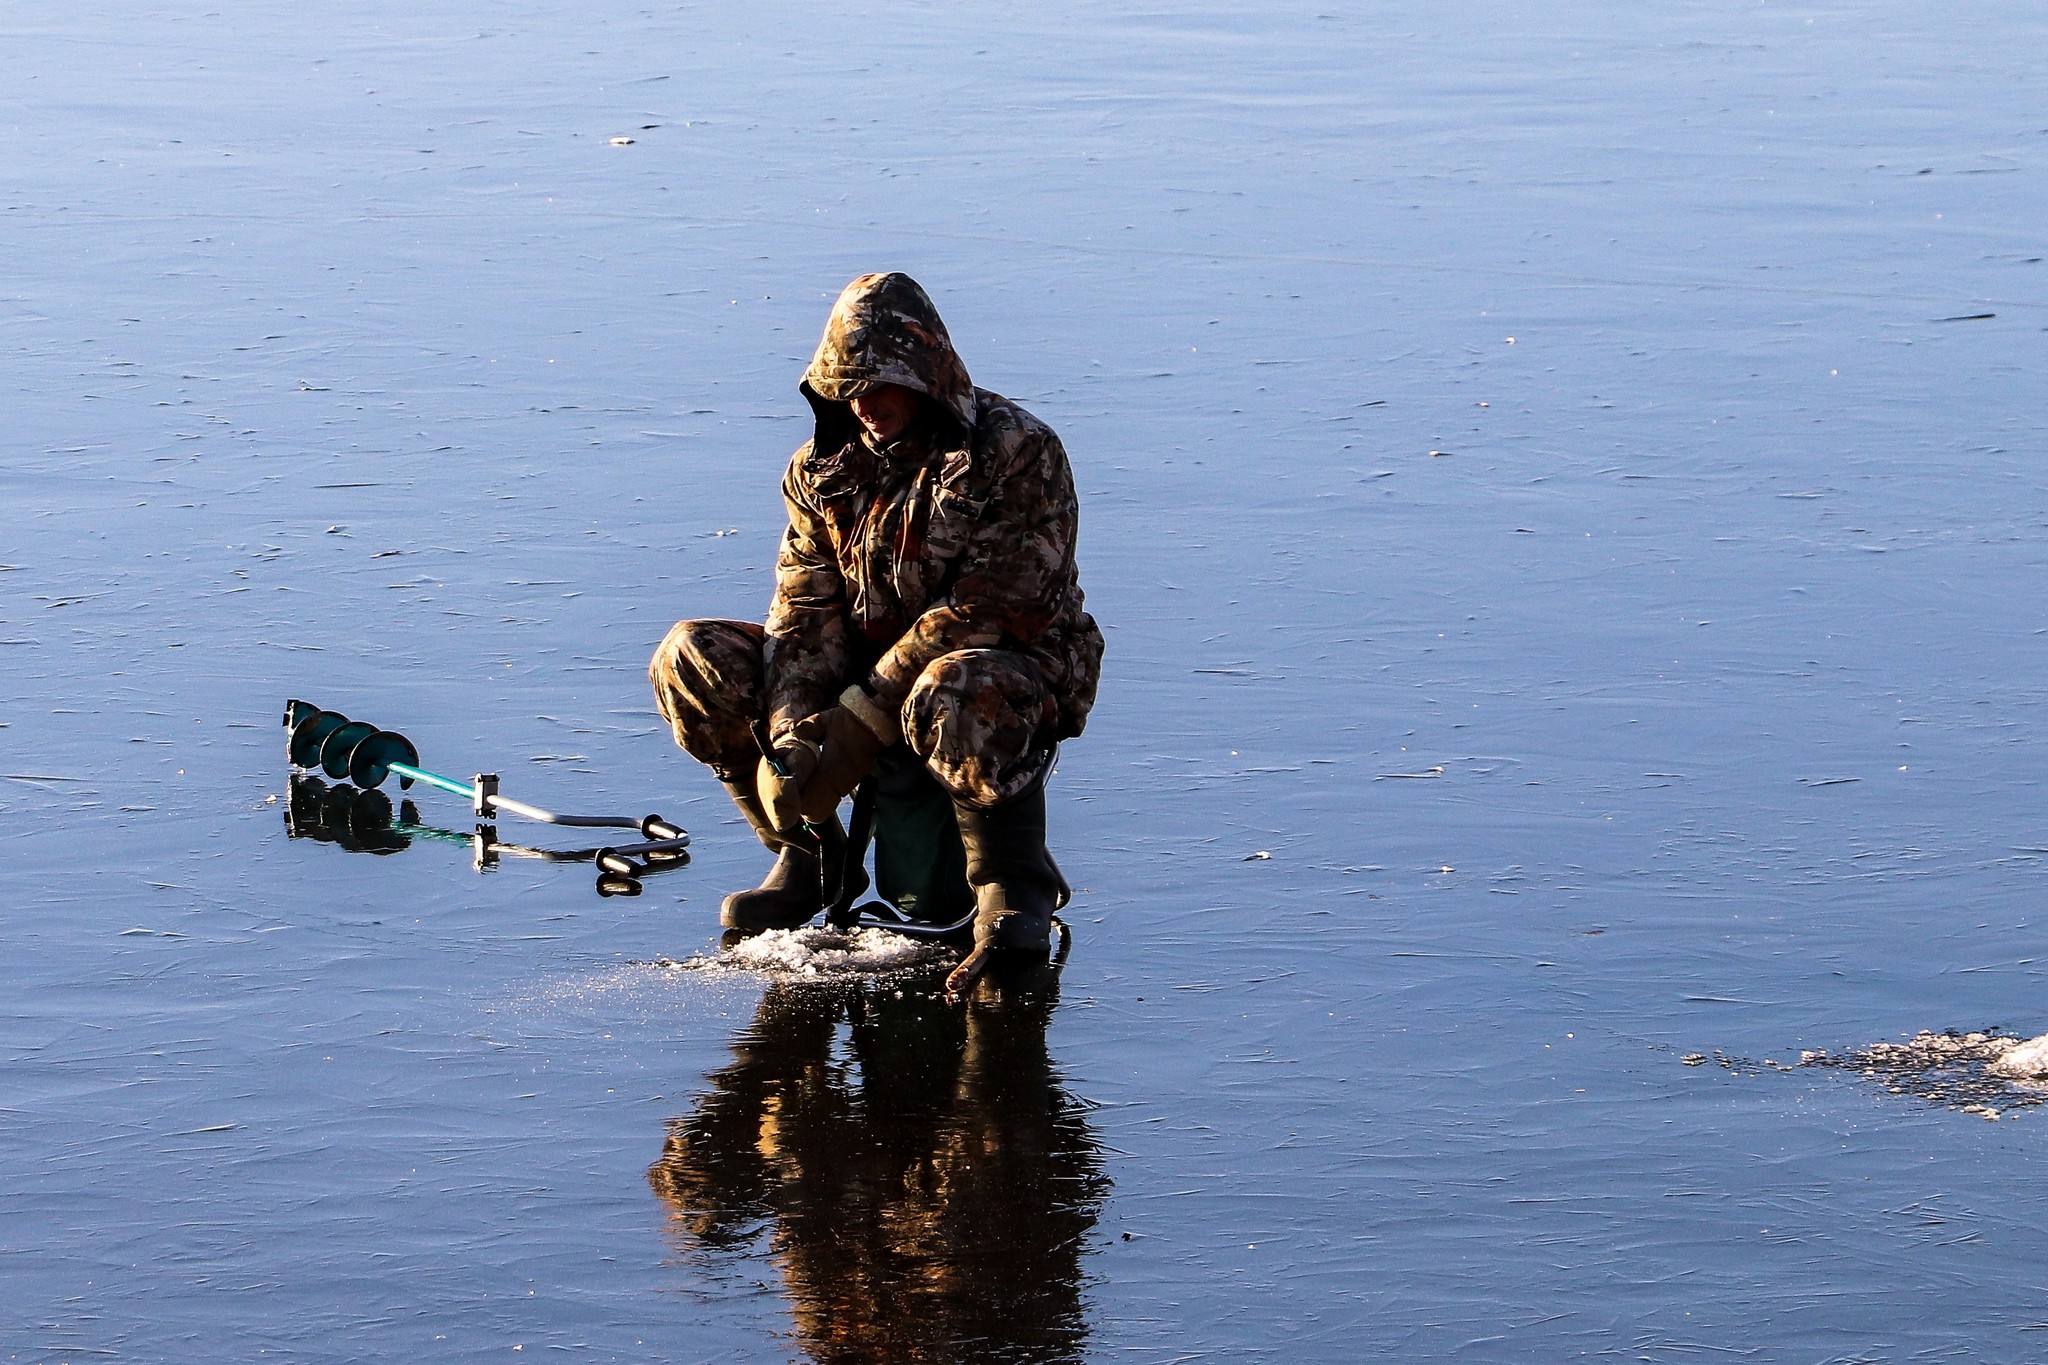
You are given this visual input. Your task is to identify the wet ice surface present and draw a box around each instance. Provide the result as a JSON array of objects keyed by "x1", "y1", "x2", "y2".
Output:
[{"x1": 7, "y1": 1, "x2": 2048, "y2": 1360}]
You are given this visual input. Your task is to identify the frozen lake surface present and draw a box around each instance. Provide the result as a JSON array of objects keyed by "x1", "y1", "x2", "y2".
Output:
[{"x1": 8, "y1": 2, "x2": 2048, "y2": 1359}]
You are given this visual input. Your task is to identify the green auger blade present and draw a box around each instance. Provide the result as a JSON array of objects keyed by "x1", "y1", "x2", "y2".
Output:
[
  {"x1": 289, "y1": 709, "x2": 352, "y2": 768},
  {"x1": 319, "y1": 720, "x2": 378, "y2": 780},
  {"x1": 348, "y1": 729, "x2": 420, "y2": 791}
]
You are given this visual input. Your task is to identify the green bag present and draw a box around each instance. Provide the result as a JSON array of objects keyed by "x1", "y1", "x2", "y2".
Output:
[{"x1": 866, "y1": 755, "x2": 973, "y2": 924}]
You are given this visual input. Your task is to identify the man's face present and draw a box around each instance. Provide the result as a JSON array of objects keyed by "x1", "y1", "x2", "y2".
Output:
[{"x1": 848, "y1": 384, "x2": 921, "y2": 443}]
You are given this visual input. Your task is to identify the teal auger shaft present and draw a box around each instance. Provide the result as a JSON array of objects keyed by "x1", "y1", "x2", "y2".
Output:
[{"x1": 387, "y1": 761, "x2": 475, "y2": 800}]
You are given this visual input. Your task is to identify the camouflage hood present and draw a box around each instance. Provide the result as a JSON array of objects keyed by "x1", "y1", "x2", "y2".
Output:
[{"x1": 801, "y1": 273, "x2": 978, "y2": 447}]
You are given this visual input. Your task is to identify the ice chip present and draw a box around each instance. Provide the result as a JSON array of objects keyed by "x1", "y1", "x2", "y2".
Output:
[
  {"x1": 674, "y1": 925, "x2": 945, "y2": 980},
  {"x1": 1987, "y1": 1032, "x2": 2048, "y2": 1080}
]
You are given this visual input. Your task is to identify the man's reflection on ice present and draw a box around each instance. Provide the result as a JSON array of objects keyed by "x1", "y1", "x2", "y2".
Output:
[{"x1": 649, "y1": 961, "x2": 1109, "y2": 1363}]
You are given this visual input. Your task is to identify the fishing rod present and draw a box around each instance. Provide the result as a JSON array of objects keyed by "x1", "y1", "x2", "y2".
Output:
[{"x1": 283, "y1": 700, "x2": 689, "y2": 879}]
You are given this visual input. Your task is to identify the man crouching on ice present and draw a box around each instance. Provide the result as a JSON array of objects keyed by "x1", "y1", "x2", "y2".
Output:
[{"x1": 649, "y1": 272, "x2": 1103, "y2": 965}]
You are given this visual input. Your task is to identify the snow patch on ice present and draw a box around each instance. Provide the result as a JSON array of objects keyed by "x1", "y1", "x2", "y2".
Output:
[{"x1": 657, "y1": 925, "x2": 946, "y2": 980}]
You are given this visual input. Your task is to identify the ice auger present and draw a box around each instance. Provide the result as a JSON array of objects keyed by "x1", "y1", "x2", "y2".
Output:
[{"x1": 282, "y1": 699, "x2": 689, "y2": 890}]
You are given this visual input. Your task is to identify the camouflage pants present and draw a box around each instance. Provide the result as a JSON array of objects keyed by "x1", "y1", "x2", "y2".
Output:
[{"x1": 649, "y1": 619, "x2": 1058, "y2": 808}]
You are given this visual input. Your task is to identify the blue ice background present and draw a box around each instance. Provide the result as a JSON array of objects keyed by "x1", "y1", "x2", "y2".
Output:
[{"x1": 6, "y1": 2, "x2": 2048, "y2": 1359}]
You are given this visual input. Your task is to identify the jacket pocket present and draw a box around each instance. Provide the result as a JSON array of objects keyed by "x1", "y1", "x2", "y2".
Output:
[{"x1": 922, "y1": 483, "x2": 988, "y2": 566}]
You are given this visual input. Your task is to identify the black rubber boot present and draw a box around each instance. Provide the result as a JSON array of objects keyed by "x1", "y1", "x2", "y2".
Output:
[
  {"x1": 954, "y1": 773, "x2": 1068, "y2": 958},
  {"x1": 716, "y1": 779, "x2": 866, "y2": 931}
]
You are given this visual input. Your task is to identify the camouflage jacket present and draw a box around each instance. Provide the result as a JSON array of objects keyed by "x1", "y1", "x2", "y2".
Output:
[{"x1": 763, "y1": 273, "x2": 1103, "y2": 744}]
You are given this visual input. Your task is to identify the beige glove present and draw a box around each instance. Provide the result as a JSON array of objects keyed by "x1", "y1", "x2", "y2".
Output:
[{"x1": 793, "y1": 685, "x2": 902, "y2": 821}]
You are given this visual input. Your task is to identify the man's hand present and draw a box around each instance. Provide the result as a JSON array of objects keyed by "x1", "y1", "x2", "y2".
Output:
[
  {"x1": 757, "y1": 739, "x2": 819, "y2": 835},
  {"x1": 788, "y1": 695, "x2": 892, "y2": 821}
]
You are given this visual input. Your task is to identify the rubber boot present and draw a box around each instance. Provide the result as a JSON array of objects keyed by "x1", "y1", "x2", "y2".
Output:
[
  {"x1": 953, "y1": 773, "x2": 1069, "y2": 959},
  {"x1": 717, "y1": 779, "x2": 865, "y2": 931}
]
